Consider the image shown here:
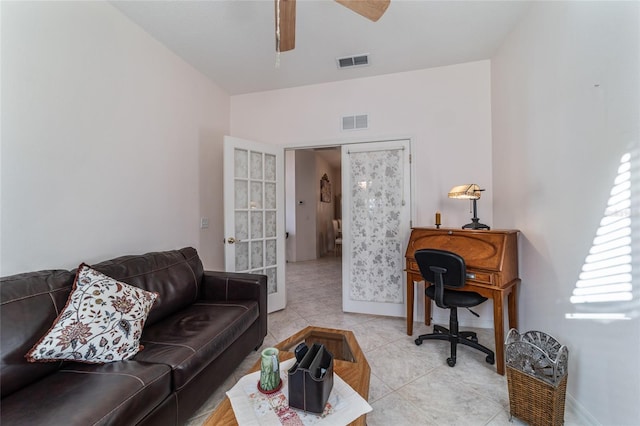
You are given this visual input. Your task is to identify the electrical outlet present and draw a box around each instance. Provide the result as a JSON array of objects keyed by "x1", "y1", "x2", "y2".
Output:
[{"x1": 200, "y1": 217, "x2": 209, "y2": 229}]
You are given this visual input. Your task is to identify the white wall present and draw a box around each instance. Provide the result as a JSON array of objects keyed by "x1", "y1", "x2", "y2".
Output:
[
  {"x1": 492, "y1": 2, "x2": 639, "y2": 424},
  {"x1": 1, "y1": 2, "x2": 230, "y2": 275},
  {"x1": 231, "y1": 60, "x2": 495, "y2": 324},
  {"x1": 231, "y1": 61, "x2": 493, "y2": 232},
  {"x1": 293, "y1": 150, "x2": 317, "y2": 261}
]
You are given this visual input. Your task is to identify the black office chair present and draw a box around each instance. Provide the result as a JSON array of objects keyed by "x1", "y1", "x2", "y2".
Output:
[{"x1": 414, "y1": 249, "x2": 495, "y2": 367}]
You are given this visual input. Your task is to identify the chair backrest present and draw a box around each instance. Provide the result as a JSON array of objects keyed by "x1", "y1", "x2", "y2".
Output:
[
  {"x1": 414, "y1": 249, "x2": 466, "y2": 289},
  {"x1": 332, "y1": 219, "x2": 340, "y2": 236}
]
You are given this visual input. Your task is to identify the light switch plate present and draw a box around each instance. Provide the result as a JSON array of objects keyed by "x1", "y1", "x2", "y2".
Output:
[{"x1": 200, "y1": 217, "x2": 209, "y2": 229}]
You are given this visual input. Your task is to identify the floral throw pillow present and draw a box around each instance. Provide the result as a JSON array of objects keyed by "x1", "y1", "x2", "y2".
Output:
[{"x1": 26, "y1": 264, "x2": 158, "y2": 363}]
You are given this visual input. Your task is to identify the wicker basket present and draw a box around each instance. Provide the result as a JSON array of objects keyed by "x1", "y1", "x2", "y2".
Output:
[
  {"x1": 505, "y1": 329, "x2": 569, "y2": 426},
  {"x1": 506, "y1": 366, "x2": 568, "y2": 426}
]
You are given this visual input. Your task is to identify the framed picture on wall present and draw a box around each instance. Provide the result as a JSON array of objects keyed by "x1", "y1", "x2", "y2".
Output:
[{"x1": 321, "y1": 174, "x2": 331, "y2": 203}]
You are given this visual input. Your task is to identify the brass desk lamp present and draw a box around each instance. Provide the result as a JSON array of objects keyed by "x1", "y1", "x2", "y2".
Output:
[{"x1": 448, "y1": 184, "x2": 490, "y2": 230}]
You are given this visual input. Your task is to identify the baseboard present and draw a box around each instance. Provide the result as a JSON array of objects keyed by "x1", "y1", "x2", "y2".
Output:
[{"x1": 565, "y1": 392, "x2": 600, "y2": 425}]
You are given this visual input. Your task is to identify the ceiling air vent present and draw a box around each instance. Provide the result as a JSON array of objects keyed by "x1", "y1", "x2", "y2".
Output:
[
  {"x1": 336, "y1": 54, "x2": 369, "y2": 69},
  {"x1": 342, "y1": 114, "x2": 369, "y2": 131}
]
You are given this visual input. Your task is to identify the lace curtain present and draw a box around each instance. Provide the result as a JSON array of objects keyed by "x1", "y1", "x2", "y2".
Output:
[{"x1": 348, "y1": 148, "x2": 404, "y2": 303}]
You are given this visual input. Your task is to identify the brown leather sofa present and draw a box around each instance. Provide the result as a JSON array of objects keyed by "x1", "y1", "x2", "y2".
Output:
[{"x1": 0, "y1": 247, "x2": 267, "y2": 425}]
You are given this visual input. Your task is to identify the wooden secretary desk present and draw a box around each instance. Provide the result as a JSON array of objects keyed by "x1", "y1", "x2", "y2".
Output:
[{"x1": 405, "y1": 228, "x2": 520, "y2": 375}]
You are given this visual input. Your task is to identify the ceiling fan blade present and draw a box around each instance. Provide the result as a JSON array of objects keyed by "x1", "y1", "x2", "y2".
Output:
[
  {"x1": 335, "y1": 0, "x2": 390, "y2": 22},
  {"x1": 276, "y1": 0, "x2": 296, "y2": 52}
]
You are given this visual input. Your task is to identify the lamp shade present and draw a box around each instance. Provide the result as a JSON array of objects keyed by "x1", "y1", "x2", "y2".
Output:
[{"x1": 448, "y1": 184, "x2": 482, "y2": 200}]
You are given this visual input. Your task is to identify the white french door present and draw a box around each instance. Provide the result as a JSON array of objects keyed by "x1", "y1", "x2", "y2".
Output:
[
  {"x1": 342, "y1": 140, "x2": 412, "y2": 316},
  {"x1": 223, "y1": 136, "x2": 286, "y2": 313}
]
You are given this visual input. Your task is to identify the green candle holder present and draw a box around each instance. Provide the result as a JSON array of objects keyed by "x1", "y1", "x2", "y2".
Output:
[{"x1": 258, "y1": 347, "x2": 282, "y2": 393}]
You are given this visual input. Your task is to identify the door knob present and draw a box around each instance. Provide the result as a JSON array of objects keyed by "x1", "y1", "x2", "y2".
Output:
[{"x1": 227, "y1": 237, "x2": 236, "y2": 244}]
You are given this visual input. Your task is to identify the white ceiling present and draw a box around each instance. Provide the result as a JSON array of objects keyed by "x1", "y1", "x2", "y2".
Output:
[{"x1": 111, "y1": 0, "x2": 532, "y2": 95}]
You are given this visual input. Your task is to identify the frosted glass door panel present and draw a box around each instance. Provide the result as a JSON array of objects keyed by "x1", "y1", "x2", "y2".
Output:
[
  {"x1": 349, "y1": 149, "x2": 403, "y2": 303},
  {"x1": 250, "y1": 182, "x2": 263, "y2": 209},
  {"x1": 265, "y1": 212, "x2": 276, "y2": 237},
  {"x1": 236, "y1": 242, "x2": 249, "y2": 271},
  {"x1": 235, "y1": 149, "x2": 248, "y2": 178},
  {"x1": 265, "y1": 154, "x2": 276, "y2": 181},
  {"x1": 251, "y1": 242, "x2": 264, "y2": 268},
  {"x1": 342, "y1": 140, "x2": 412, "y2": 317},
  {"x1": 235, "y1": 181, "x2": 248, "y2": 209},
  {"x1": 235, "y1": 212, "x2": 248, "y2": 240},
  {"x1": 265, "y1": 183, "x2": 276, "y2": 209},
  {"x1": 224, "y1": 136, "x2": 286, "y2": 313},
  {"x1": 265, "y1": 240, "x2": 277, "y2": 266},
  {"x1": 251, "y1": 152, "x2": 263, "y2": 179},
  {"x1": 251, "y1": 212, "x2": 263, "y2": 238}
]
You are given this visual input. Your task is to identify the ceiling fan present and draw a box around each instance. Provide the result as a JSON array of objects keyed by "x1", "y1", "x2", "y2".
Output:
[{"x1": 276, "y1": 0, "x2": 390, "y2": 52}]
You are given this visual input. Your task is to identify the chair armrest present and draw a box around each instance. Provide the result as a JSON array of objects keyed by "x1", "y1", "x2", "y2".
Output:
[{"x1": 201, "y1": 271, "x2": 267, "y2": 340}]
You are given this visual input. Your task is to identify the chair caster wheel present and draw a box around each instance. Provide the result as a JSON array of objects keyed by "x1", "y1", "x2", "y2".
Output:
[
  {"x1": 486, "y1": 355, "x2": 495, "y2": 365},
  {"x1": 415, "y1": 339, "x2": 422, "y2": 346},
  {"x1": 447, "y1": 358, "x2": 456, "y2": 367}
]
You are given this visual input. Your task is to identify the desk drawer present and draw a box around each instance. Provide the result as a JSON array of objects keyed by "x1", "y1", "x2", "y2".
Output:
[
  {"x1": 408, "y1": 260, "x2": 498, "y2": 287},
  {"x1": 466, "y1": 270, "x2": 495, "y2": 286}
]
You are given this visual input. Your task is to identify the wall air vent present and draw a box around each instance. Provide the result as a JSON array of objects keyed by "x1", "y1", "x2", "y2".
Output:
[
  {"x1": 341, "y1": 114, "x2": 369, "y2": 131},
  {"x1": 336, "y1": 54, "x2": 369, "y2": 69}
]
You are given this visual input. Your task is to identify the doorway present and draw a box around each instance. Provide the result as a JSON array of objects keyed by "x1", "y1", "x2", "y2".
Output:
[
  {"x1": 285, "y1": 147, "x2": 342, "y2": 263},
  {"x1": 285, "y1": 139, "x2": 412, "y2": 318}
]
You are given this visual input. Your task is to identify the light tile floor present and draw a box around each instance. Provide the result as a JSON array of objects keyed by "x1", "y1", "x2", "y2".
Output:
[{"x1": 187, "y1": 256, "x2": 578, "y2": 426}]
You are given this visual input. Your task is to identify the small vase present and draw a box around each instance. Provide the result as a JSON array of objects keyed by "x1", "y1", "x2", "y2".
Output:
[{"x1": 259, "y1": 347, "x2": 281, "y2": 392}]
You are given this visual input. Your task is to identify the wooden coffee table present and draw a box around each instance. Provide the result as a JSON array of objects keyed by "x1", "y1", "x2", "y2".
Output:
[{"x1": 204, "y1": 326, "x2": 371, "y2": 426}]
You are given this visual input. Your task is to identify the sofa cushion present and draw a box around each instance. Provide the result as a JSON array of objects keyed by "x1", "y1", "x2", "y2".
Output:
[
  {"x1": 134, "y1": 300, "x2": 259, "y2": 390},
  {"x1": 26, "y1": 264, "x2": 158, "y2": 364},
  {"x1": 0, "y1": 360, "x2": 171, "y2": 425},
  {"x1": 0, "y1": 270, "x2": 75, "y2": 397},
  {"x1": 91, "y1": 247, "x2": 203, "y2": 326}
]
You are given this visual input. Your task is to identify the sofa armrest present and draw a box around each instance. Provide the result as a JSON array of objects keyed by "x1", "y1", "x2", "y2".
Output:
[{"x1": 200, "y1": 271, "x2": 267, "y2": 342}]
